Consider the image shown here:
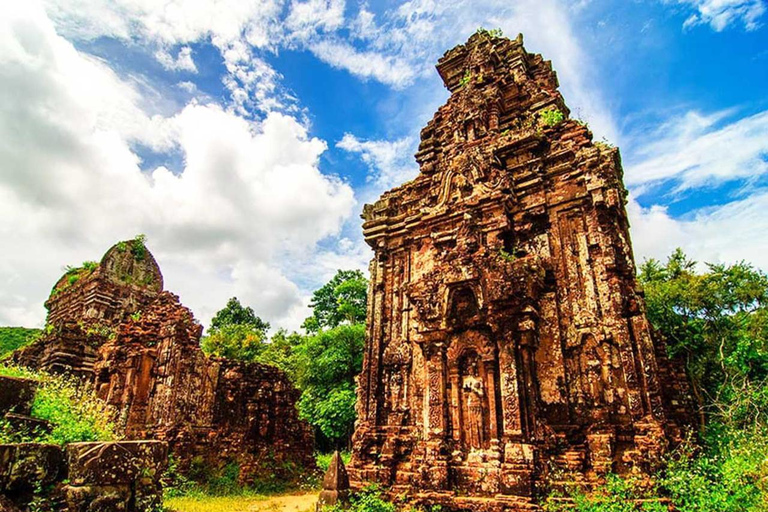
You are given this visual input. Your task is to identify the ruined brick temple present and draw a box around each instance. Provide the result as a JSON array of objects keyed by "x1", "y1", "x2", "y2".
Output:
[
  {"x1": 348, "y1": 33, "x2": 693, "y2": 509},
  {"x1": 14, "y1": 238, "x2": 313, "y2": 482}
]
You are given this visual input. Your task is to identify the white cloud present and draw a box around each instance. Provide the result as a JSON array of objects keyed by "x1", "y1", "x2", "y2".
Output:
[
  {"x1": 628, "y1": 192, "x2": 768, "y2": 271},
  {"x1": 625, "y1": 109, "x2": 768, "y2": 192},
  {"x1": 155, "y1": 46, "x2": 197, "y2": 73},
  {"x1": 667, "y1": 0, "x2": 766, "y2": 31},
  {"x1": 0, "y1": 2, "x2": 356, "y2": 330},
  {"x1": 340, "y1": 0, "x2": 620, "y2": 141},
  {"x1": 309, "y1": 40, "x2": 417, "y2": 88},
  {"x1": 337, "y1": 133, "x2": 418, "y2": 190},
  {"x1": 285, "y1": 0, "x2": 346, "y2": 43}
]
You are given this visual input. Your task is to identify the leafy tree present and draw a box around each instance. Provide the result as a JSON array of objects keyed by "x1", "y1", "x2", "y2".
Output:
[
  {"x1": 294, "y1": 323, "x2": 365, "y2": 448},
  {"x1": 210, "y1": 297, "x2": 270, "y2": 333},
  {"x1": 257, "y1": 328, "x2": 303, "y2": 380},
  {"x1": 201, "y1": 298, "x2": 270, "y2": 362},
  {"x1": 302, "y1": 270, "x2": 368, "y2": 333},
  {"x1": 639, "y1": 249, "x2": 768, "y2": 427},
  {"x1": 201, "y1": 324, "x2": 266, "y2": 362}
]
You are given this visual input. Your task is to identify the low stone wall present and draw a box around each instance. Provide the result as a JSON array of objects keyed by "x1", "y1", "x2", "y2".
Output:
[{"x1": 0, "y1": 441, "x2": 167, "y2": 512}]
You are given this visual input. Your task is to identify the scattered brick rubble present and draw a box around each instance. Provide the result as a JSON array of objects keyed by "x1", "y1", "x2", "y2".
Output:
[
  {"x1": 11, "y1": 238, "x2": 314, "y2": 486},
  {"x1": 349, "y1": 32, "x2": 695, "y2": 510}
]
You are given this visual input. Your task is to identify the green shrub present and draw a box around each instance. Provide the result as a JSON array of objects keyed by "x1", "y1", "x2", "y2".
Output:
[
  {"x1": 662, "y1": 424, "x2": 768, "y2": 512},
  {"x1": 544, "y1": 474, "x2": 666, "y2": 512},
  {"x1": 324, "y1": 485, "x2": 396, "y2": 512},
  {"x1": 539, "y1": 107, "x2": 565, "y2": 127},
  {"x1": 0, "y1": 363, "x2": 119, "y2": 445}
]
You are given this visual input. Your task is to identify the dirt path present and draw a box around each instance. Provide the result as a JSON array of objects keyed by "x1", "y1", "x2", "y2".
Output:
[
  {"x1": 165, "y1": 492, "x2": 318, "y2": 512},
  {"x1": 246, "y1": 492, "x2": 317, "y2": 512}
]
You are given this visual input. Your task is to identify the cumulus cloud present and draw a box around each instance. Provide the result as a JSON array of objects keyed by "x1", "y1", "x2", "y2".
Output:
[
  {"x1": 624, "y1": 109, "x2": 768, "y2": 192},
  {"x1": 155, "y1": 46, "x2": 197, "y2": 73},
  {"x1": 0, "y1": 2, "x2": 355, "y2": 329},
  {"x1": 628, "y1": 192, "x2": 768, "y2": 271},
  {"x1": 38, "y1": 0, "x2": 619, "y2": 141},
  {"x1": 665, "y1": 0, "x2": 767, "y2": 31}
]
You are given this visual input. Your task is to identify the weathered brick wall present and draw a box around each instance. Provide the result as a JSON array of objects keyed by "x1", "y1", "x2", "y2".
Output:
[
  {"x1": 349, "y1": 32, "x2": 695, "y2": 509},
  {"x1": 12, "y1": 240, "x2": 314, "y2": 484},
  {"x1": 93, "y1": 291, "x2": 314, "y2": 482}
]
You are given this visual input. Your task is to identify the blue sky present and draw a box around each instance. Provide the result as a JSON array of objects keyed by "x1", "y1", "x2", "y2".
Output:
[{"x1": 1, "y1": 0, "x2": 767, "y2": 331}]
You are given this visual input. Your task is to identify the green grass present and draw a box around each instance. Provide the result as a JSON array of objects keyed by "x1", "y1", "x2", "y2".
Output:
[
  {"x1": 164, "y1": 493, "x2": 267, "y2": 512},
  {"x1": 0, "y1": 326, "x2": 41, "y2": 359},
  {"x1": 0, "y1": 363, "x2": 119, "y2": 445}
]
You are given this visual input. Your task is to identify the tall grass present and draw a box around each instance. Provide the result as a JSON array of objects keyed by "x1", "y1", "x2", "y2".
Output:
[{"x1": 0, "y1": 363, "x2": 119, "y2": 445}]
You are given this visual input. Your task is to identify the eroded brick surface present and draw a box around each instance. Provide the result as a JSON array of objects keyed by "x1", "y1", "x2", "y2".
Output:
[
  {"x1": 348, "y1": 33, "x2": 694, "y2": 509},
  {"x1": 11, "y1": 240, "x2": 313, "y2": 484}
]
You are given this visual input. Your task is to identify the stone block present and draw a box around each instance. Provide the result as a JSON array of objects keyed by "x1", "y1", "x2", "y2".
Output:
[
  {"x1": 0, "y1": 376, "x2": 37, "y2": 416},
  {"x1": 66, "y1": 440, "x2": 167, "y2": 486},
  {"x1": 0, "y1": 443, "x2": 65, "y2": 492}
]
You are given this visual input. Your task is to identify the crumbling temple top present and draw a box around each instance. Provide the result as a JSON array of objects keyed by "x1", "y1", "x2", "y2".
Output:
[{"x1": 349, "y1": 32, "x2": 693, "y2": 510}]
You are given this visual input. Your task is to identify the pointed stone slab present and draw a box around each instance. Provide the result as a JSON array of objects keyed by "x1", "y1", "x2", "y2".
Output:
[{"x1": 317, "y1": 451, "x2": 350, "y2": 510}]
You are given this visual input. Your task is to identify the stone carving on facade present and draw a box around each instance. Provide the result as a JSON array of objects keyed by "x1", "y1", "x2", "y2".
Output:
[{"x1": 348, "y1": 32, "x2": 696, "y2": 510}]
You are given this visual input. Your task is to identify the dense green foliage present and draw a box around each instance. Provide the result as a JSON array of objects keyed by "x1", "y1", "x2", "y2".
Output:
[
  {"x1": 544, "y1": 475, "x2": 666, "y2": 512},
  {"x1": 0, "y1": 326, "x2": 41, "y2": 359},
  {"x1": 209, "y1": 297, "x2": 270, "y2": 333},
  {"x1": 201, "y1": 297, "x2": 271, "y2": 362},
  {"x1": 639, "y1": 249, "x2": 768, "y2": 427},
  {"x1": 0, "y1": 364, "x2": 118, "y2": 445},
  {"x1": 199, "y1": 271, "x2": 368, "y2": 449},
  {"x1": 294, "y1": 269, "x2": 368, "y2": 448},
  {"x1": 295, "y1": 324, "x2": 365, "y2": 446},
  {"x1": 302, "y1": 269, "x2": 367, "y2": 333},
  {"x1": 539, "y1": 107, "x2": 565, "y2": 127}
]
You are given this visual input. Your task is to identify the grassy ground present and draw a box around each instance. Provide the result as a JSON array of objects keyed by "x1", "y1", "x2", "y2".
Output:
[{"x1": 165, "y1": 492, "x2": 317, "y2": 512}]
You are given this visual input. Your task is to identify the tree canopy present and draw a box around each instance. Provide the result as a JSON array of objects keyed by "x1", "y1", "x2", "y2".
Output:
[
  {"x1": 200, "y1": 297, "x2": 270, "y2": 363},
  {"x1": 209, "y1": 297, "x2": 270, "y2": 333},
  {"x1": 302, "y1": 270, "x2": 367, "y2": 333},
  {"x1": 639, "y1": 248, "x2": 768, "y2": 427},
  {"x1": 295, "y1": 269, "x2": 369, "y2": 448}
]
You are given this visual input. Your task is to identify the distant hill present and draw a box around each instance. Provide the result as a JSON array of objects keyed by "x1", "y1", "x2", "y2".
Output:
[{"x1": 0, "y1": 327, "x2": 41, "y2": 359}]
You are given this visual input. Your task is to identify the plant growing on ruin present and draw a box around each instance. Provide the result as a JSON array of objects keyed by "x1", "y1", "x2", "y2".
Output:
[
  {"x1": 459, "y1": 70, "x2": 472, "y2": 88},
  {"x1": 131, "y1": 233, "x2": 148, "y2": 261},
  {"x1": 0, "y1": 363, "x2": 119, "y2": 444},
  {"x1": 498, "y1": 248, "x2": 516, "y2": 263},
  {"x1": 475, "y1": 27, "x2": 503, "y2": 38},
  {"x1": 539, "y1": 107, "x2": 564, "y2": 127}
]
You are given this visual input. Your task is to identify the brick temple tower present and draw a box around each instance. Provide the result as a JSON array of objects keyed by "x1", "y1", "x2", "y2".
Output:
[{"x1": 348, "y1": 32, "x2": 693, "y2": 510}]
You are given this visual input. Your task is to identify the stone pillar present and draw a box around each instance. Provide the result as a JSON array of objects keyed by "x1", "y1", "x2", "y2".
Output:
[
  {"x1": 484, "y1": 360, "x2": 499, "y2": 442},
  {"x1": 449, "y1": 368, "x2": 461, "y2": 443},
  {"x1": 423, "y1": 342, "x2": 449, "y2": 490}
]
